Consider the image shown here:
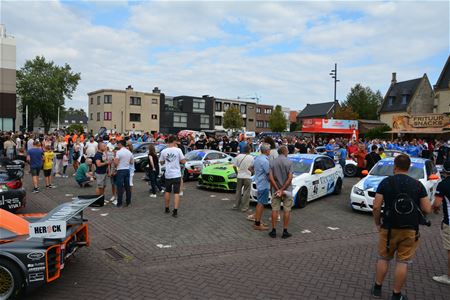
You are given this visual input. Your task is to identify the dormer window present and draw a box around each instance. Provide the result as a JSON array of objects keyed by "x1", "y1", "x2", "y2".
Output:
[
  {"x1": 401, "y1": 94, "x2": 408, "y2": 105},
  {"x1": 388, "y1": 96, "x2": 395, "y2": 106}
]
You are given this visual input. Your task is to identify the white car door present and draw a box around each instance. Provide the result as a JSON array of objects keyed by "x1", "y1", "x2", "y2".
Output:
[{"x1": 310, "y1": 158, "x2": 327, "y2": 199}]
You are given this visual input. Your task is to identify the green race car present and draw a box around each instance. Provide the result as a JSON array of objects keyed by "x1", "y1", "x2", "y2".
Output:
[{"x1": 198, "y1": 163, "x2": 237, "y2": 191}]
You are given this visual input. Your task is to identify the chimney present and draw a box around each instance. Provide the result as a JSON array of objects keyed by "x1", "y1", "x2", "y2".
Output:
[
  {"x1": 126, "y1": 85, "x2": 133, "y2": 90},
  {"x1": 152, "y1": 87, "x2": 161, "y2": 94},
  {"x1": 391, "y1": 72, "x2": 397, "y2": 85}
]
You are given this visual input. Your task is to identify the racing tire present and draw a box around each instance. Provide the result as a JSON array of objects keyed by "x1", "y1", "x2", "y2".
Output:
[
  {"x1": 0, "y1": 258, "x2": 24, "y2": 300},
  {"x1": 344, "y1": 164, "x2": 357, "y2": 177},
  {"x1": 295, "y1": 188, "x2": 308, "y2": 209},
  {"x1": 333, "y1": 178, "x2": 343, "y2": 195}
]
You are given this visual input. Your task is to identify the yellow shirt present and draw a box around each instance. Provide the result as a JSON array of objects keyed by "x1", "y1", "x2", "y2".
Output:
[
  {"x1": 379, "y1": 153, "x2": 386, "y2": 159},
  {"x1": 43, "y1": 151, "x2": 55, "y2": 170}
]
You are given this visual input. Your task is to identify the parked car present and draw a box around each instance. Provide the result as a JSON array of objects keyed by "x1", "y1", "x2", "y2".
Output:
[
  {"x1": 0, "y1": 159, "x2": 26, "y2": 213},
  {"x1": 250, "y1": 154, "x2": 344, "y2": 208},
  {"x1": 184, "y1": 150, "x2": 234, "y2": 180},
  {"x1": 133, "y1": 143, "x2": 167, "y2": 171},
  {"x1": 198, "y1": 163, "x2": 237, "y2": 191},
  {"x1": 0, "y1": 195, "x2": 102, "y2": 299},
  {"x1": 350, "y1": 157, "x2": 440, "y2": 212}
]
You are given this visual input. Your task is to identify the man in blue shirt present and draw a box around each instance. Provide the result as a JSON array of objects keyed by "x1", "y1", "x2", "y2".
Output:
[
  {"x1": 239, "y1": 138, "x2": 248, "y2": 153},
  {"x1": 325, "y1": 139, "x2": 336, "y2": 159},
  {"x1": 252, "y1": 143, "x2": 271, "y2": 231},
  {"x1": 27, "y1": 140, "x2": 44, "y2": 193}
]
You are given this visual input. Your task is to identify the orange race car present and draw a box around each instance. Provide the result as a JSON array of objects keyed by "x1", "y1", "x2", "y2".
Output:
[{"x1": 0, "y1": 195, "x2": 103, "y2": 299}]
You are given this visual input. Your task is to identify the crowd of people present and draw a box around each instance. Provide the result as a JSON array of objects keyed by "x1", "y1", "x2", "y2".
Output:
[{"x1": 1, "y1": 129, "x2": 450, "y2": 298}]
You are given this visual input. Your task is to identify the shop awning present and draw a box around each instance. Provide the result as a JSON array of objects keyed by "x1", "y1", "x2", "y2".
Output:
[{"x1": 386, "y1": 128, "x2": 448, "y2": 134}]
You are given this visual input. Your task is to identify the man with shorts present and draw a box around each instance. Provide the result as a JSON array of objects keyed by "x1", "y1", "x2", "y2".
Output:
[
  {"x1": 431, "y1": 161, "x2": 450, "y2": 285},
  {"x1": 268, "y1": 145, "x2": 294, "y2": 238},
  {"x1": 372, "y1": 154, "x2": 431, "y2": 300},
  {"x1": 93, "y1": 142, "x2": 110, "y2": 196},
  {"x1": 159, "y1": 135, "x2": 186, "y2": 217},
  {"x1": 27, "y1": 140, "x2": 43, "y2": 193},
  {"x1": 252, "y1": 143, "x2": 271, "y2": 231}
]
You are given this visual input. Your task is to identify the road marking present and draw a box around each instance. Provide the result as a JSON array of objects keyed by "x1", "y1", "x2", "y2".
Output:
[
  {"x1": 301, "y1": 229, "x2": 311, "y2": 233},
  {"x1": 156, "y1": 244, "x2": 172, "y2": 249},
  {"x1": 221, "y1": 198, "x2": 230, "y2": 201},
  {"x1": 65, "y1": 193, "x2": 73, "y2": 197},
  {"x1": 210, "y1": 195, "x2": 216, "y2": 198},
  {"x1": 91, "y1": 208, "x2": 100, "y2": 211},
  {"x1": 327, "y1": 227, "x2": 339, "y2": 231},
  {"x1": 100, "y1": 213, "x2": 109, "y2": 217}
]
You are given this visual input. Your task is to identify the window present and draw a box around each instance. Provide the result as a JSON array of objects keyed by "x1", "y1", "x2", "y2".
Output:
[
  {"x1": 401, "y1": 94, "x2": 408, "y2": 105},
  {"x1": 264, "y1": 108, "x2": 272, "y2": 114},
  {"x1": 130, "y1": 113, "x2": 141, "y2": 122},
  {"x1": 173, "y1": 112, "x2": 187, "y2": 127},
  {"x1": 256, "y1": 107, "x2": 261, "y2": 114},
  {"x1": 248, "y1": 105, "x2": 254, "y2": 109},
  {"x1": 215, "y1": 116, "x2": 222, "y2": 126},
  {"x1": 322, "y1": 157, "x2": 335, "y2": 170},
  {"x1": 248, "y1": 118, "x2": 254, "y2": 122},
  {"x1": 256, "y1": 120, "x2": 264, "y2": 128},
  {"x1": 200, "y1": 114, "x2": 210, "y2": 129},
  {"x1": 104, "y1": 112, "x2": 112, "y2": 120},
  {"x1": 90, "y1": 97, "x2": 93, "y2": 105},
  {"x1": 152, "y1": 98, "x2": 158, "y2": 104},
  {"x1": 71, "y1": 120, "x2": 76, "y2": 124},
  {"x1": 79, "y1": 121, "x2": 83, "y2": 124},
  {"x1": 215, "y1": 102, "x2": 222, "y2": 112},
  {"x1": 388, "y1": 96, "x2": 395, "y2": 106},
  {"x1": 264, "y1": 121, "x2": 269, "y2": 128},
  {"x1": 96, "y1": 112, "x2": 100, "y2": 121},
  {"x1": 164, "y1": 98, "x2": 183, "y2": 112},
  {"x1": 90, "y1": 113, "x2": 93, "y2": 120},
  {"x1": 232, "y1": 103, "x2": 239, "y2": 110},
  {"x1": 130, "y1": 97, "x2": 141, "y2": 106},
  {"x1": 205, "y1": 153, "x2": 220, "y2": 160},
  {"x1": 64, "y1": 120, "x2": 69, "y2": 124},
  {"x1": 240, "y1": 105, "x2": 247, "y2": 114},
  {"x1": 193, "y1": 99, "x2": 205, "y2": 113},
  {"x1": 151, "y1": 114, "x2": 157, "y2": 120},
  {"x1": 104, "y1": 95, "x2": 112, "y2": 104},
  {"x1": 224, "y1": 103, "x2": 230, "y2": 111},
  {"x1": 97, "y1": 96, "x2": 100, "y2": 105},
  {"x1": 242, "y1": 118, "x2": 246, "y2": 126}
]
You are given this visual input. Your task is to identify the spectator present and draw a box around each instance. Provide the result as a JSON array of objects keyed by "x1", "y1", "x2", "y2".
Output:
[
  {"x1": 62, "y1": 153, "x2": 69, "y2": 178},
  {"x1": 351, "y1": 143, "x2": 367, "y2": 178},
  {"x1": 378, "y1": 147, "x2": 386, "y2": 159},
  {"x1": 114, "y1": 140, "x2": 133, "y2": 207},
  {"x1": 431, "y1": 161, "x2": 450, "y2": 285},
  {"x1": 232, "y1": 145, "x2": 254, "y2": 212},
  {"x1": 229, "y1": 137, "x2": 239, "y2": 153},
  {"x1": 371, "y1": 154, "x2": 431, "y2": 299},
  {"x1": 43, "y1": 145, "x2": 56, "y2": 189},
  {"x1": 159, "y1": 135, "x2": 186, "y2": 217},
  {"x1": 148, "y1": 144, "x2": 162, "y2": 198},
  {"x1": 238, "y1": 137, "x2": 248, "y2": 153},
  {"x1": 252, "y1": 143, "x2": 271, "y2": 231},
  {"x1": 337, "y1": 143, "x2": 347, "y2": 169},
  {"x1": 75, "y1": 158, "x2": 94, "y2": 187},
  {"x1": 126, "y1": 141, "x2": 135, "y2": 192},
  {"x1": 4, "y1": 136, "x2": 16, "y2": 160},
  {"x1": 84, "y1": 136, "x2": 98, "y2": 159},
  {"x1": 195, "y1": 135, "x2": 207, "y2": 150},
  {"x1": 365, "y1": 144, "x2": 381, "y2": 172},
  {"x1": 27, "y1": 140, "x2": 43, "y2": 193},
  {"x1": 93, "y1": 142, "x2": 110, "y2": 196},
  {"x1": 325, "y1": 139, "x2": 336, "y2": 159},
  {"x1": 109, "y1": 148, "x2": 118, "y2": 204},
  {"x1": 268, "y1": 145, "x2": 294, "y2": 238}
]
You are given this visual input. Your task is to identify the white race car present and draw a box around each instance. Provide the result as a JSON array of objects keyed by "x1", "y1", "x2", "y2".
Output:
[
  {"x1": 183, "y1": 150, "x2": 234, "y2": 180},
  {"x1": 350, "y1": 157, "x2": 441, "y2": 212},
  {"x1": 250, "y1": 154, "x2": 344, "y2": 208}
]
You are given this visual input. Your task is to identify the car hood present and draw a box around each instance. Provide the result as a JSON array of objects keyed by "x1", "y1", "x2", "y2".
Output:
[
  {"x1": 356, "y1": 175, "x2": 387, "y2": 191},
  {"x1": 291, "y1": 173, "x2": 310, "y2": 186},
  {"x1": 201, "y1": 163, "x2": 234, "y2": 176}
]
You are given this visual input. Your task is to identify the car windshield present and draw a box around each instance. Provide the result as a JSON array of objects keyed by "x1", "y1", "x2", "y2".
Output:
[
  {"x1": 185, "y1": 151, "x2": 206, "y2": 161},
  {"x1": 370, "y1": 161, "x2": 424, "y2": 179},
  {"x1": 155, "y1": 144, "x2": 166, "y2": 153},
  {"x1": 289, "y1": 158, "x2": 313, "y2": 175}
]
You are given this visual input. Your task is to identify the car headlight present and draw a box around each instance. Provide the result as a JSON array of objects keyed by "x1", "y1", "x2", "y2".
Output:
[
  {"x1": 353, "y1": 186, "x2": 365, "y2": 196},
  {"x1": 228, "y1": 173, "x2": 237, "y2": 179}
]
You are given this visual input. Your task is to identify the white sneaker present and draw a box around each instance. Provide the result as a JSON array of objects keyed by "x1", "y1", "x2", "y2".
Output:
[
  {"x1": 160, "y1": 190, "x2": 165, "y2": 195},
  {"x1": 180, "y1": 191, "x2": 184, "y2": 196},
  {"x1": 432, "y1": 274, "x2": 450, "y2": 285},
  {"x1": 150, "y1": 194, "x2": 157, "y2": 198},
  {"x1": 110, "y1": 196, "x2": 116, "y2": 201},
  {"x1": 55, "y1": 174, "x2": 62, "y2": 177},
  {"x1": 112, "y1": 200, "x2": 117, "y2": 206}
]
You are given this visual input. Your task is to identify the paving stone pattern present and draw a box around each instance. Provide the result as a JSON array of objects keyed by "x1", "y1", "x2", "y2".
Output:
[{"x1": 21, "y1": 171, "x2": 449, "y2": 299}]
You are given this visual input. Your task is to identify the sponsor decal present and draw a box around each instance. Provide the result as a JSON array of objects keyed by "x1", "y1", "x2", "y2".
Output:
[
  {"x1": 29, "y1": 272, "x2": 45, "y2": 282},
  {"x1": 363, "y1": 176, "x2": 387, "y2": 191},
  {"x1": 27, "y1": 252, "x2": 45, "y2": 260},
  {"x1": 0, "y1": 195, "x2": 21, "y2": 206},
  {"x1": 29, "y1": 221, "x2": 66, "y2": 239},
  {"x1": 27, "y1": 262, "x2": 45, "y2": 267},
  {"x1": 28, "y1": 266, "x2": 46, "y2": 272}
]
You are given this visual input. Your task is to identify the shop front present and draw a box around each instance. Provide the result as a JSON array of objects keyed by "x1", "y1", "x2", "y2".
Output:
[
  {"x1": 301, "y1": 118, "x2": 359, "y2": 141},
  {"x1": 387, "y1": 113, "x2": 450, "y2": 139}
]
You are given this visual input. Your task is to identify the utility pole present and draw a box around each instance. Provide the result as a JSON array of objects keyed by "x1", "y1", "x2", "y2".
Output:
[{"x1": 329, "y1": 63, "x2": 339, "y2": 101}]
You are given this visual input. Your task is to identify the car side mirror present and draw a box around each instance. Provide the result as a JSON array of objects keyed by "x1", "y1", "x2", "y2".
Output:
[
  {"x1": 228, "y1": 158, "x2": 232, "y2": 162},
  {"x1": 361, "y1": 170, "x2": 369, "y2": 176},
  {"x1": 428, "y1": 174, "x2": 439, "y2": 180},
  {"x1": 314, "y1": 169, "x2": 323, "y2": 175}
]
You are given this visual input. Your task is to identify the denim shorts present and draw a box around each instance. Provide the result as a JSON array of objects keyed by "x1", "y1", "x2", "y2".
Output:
[{"x1": 257, "y1": 189, "x2": 270, "y2": 205}]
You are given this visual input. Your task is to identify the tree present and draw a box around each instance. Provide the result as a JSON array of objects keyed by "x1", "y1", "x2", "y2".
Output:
[
  {"x1": 343, "y1": 84, "x2": 383, "y2": 120},
  {"x1": 269, "y1": 105, "x2": 287, "y2": 132},
  {"x1": 67, "y1": 124, "x2": 85, "y2": 134},
  {"x1": 223, "y1": 106, "x2": 243, "y2": 131},
  {"x1": 17, "y1": 56, "x2": 81, "y2": 133},
  {"x1": 364, "y1": 124, "x2": 391, "y2": 140},
  {"x1": 334, "y1": 105, "x2": 359, "y2": 120},
  {"x1": 63, "y1": 107, "x2": 87, "y2": 118}
]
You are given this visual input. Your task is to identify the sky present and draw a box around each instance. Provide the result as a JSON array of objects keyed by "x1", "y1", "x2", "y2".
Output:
[{"x1": 1, "y1": 0, "x2": 449, "y2": 111}]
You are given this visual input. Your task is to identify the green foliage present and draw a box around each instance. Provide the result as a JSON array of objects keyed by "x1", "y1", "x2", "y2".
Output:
[
  {"x1": 223, "y1": 106, "x2": 243, "y2": 131},
  {"x1": 66, "y1": 124, "x2": 85, "y2": 134},
  {"x1": 364, "y1": 124, "x2": 391, "y2": 140},
  {"x1": 343, "y1": 84, "x2": 383, "y2": 120},
  {"x1": 63, "y1": 107, "x2": 86, "y2": 118},
  {"x1": 269, "y1": 105, "x2": 287, "y2": 132},
  {"x1": 17, "y1": 56, "x2": 81, "y2": 133},
  {"x1": 334, "y1": 105, "x2": 359, "y2": 120},
  {"x1": 289, "y1": 122, "x2": 300, "y2": 132}
]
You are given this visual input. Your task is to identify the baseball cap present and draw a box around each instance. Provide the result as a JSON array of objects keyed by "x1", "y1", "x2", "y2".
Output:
[{"x1": 443, "y1": 161, "x2": 450, "y2": 174}]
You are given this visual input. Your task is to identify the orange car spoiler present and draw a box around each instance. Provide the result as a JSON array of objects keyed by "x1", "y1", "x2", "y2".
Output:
[{"x1": 0, "y1": 209, "x2": 29, "y2": 235}]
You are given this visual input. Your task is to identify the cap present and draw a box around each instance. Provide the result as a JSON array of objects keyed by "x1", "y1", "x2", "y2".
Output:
[{"x1": 443, "y1": 161, "x2": 450, "y2": 174}]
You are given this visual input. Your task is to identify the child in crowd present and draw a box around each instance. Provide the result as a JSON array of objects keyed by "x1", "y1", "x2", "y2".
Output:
[
  {"x1": 62, "y1": 153, "x2": 69, "y2": 178},
  {"x1": 43, "y1": 145, "x2": 56, "y2": 189}
]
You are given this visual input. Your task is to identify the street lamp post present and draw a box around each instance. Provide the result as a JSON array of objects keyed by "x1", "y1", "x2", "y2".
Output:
[{"x1": 329, "y1": 63, "x2": 340, "y2": 101}]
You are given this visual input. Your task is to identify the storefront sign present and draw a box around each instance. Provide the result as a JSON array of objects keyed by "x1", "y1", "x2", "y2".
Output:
[
  {"x1": 302, "y1": 118, "x2": 359, "y2": 136},
  {"x1": 322, "y1": 119, "x2": 358, "y2": 130},
  {"x1": 410, "y1": 114, "x2": 449, "y2": 128}
]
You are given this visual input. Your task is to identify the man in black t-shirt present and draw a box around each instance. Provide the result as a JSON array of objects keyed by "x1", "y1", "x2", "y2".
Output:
[
  {"x1": 371, "y1": 154, "x2": 431, "y2": 300},
  {"x1": 229, "y1": 138, "x2": 239, "y2": 153},
  {"x1": 93, "y1": 142, "x2": 110, "y2": 196},
  {"x1": 365, "y1": 144, "x2": 381, "y2": 172},
  {"x1": 432, "y1": 161, "x2": 450, "y2": 285},
  {"x1": 195, "y1": 136, "x2": 207, "y2": 150}
]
